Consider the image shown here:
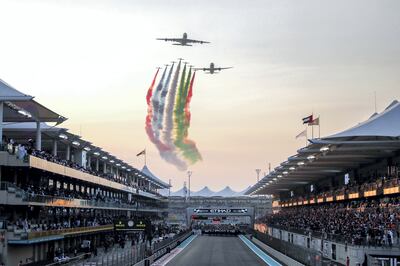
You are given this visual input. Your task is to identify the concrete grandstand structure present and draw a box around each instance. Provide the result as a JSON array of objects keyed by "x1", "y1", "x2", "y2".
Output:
[
  {"x1": 0, "y1": 80, "x2": 171, "y2": 265},
  {"x1": 248, "y1": 100, "x2": 400, "y2": 266}
]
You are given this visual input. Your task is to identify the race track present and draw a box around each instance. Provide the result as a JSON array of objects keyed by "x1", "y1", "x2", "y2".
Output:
[{"x1": 165, "y1": 235, "x2": 269, "y2": 266}]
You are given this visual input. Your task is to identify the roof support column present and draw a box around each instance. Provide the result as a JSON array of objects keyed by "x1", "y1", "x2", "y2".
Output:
[
  {"x1": 103, "y1": 162, "x2": 107, "y2": 174},
  {"x1": 52, "y1": 140, "x2": 58, "y2": 156},
  {"x1": 35, "y1": 121, "x2": 42, "y2": 150},
  {"x1": 96, "y1": 158, "x2": 99, "y2": 172},
  {"x1": 87, "y1": 155, "x2": 92, "y2": 169},
  {"x1": 116, "y1": 167, "x2": 119, "y2": 179},
  {"x1": 66, "y1": 145, "x2": 70, "y2": 160},
  {"x1": 0, "y1": 102, "x2": 3, "y2": 146}
]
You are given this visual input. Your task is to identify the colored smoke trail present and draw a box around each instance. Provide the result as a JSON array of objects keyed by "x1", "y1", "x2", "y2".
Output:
[
  {"x1": 163, "y1": 60, "x2": 181, "y2": 144},
  {"x1": 180, "y1": 71, "x2": 202, "y2": 163},
  {"x1": 155, "y1": 63, "x2": 174, "y2": 137},
  {"x1": 185, "y1": 71, "x2": 196, "y2": 121},
  {"x1": 151, "y1": 67, "x2": 167, "y2": 138},
  {"x1": 175, "y1": 64, "x2": 189, "y2": 116},
  {"x1": 146, "y1": 69, "x2": 159, "y2": 106},
  {"x1": 144, "y1": 61, "x2": 202, "y2": 170},
  {"x1": 173, "y1": 67, "x2": 192, "y2": 154},
  {"x1": 161, "y1": 60, "x2": 188, "y2": 170},
  {"x1": 145, "y1": 69, "x2": 170, "y2": 152}
]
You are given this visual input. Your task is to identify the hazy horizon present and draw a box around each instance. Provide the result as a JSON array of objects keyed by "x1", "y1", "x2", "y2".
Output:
[{"x1": 1, "y1": 0, "x2": 399, "y2": 191}]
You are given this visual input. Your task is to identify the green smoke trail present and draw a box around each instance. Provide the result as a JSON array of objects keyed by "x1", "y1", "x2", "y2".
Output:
[
  {"x1": 173, "y1": 67, "x2": 201, "y2": 164},
  {"x1": 180, "y1": 71, "x2": 202, "y2": 163},
  {"x1": 173, "y1": 64, "x2": 189, "y2": 157}
]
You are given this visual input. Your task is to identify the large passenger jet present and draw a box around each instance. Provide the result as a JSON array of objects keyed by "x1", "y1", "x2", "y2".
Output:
[
  {"x1": 194, "y1": 63, "x2": 233, "y2": 74},
  {"x1": 156, "y1": 33, "x2": 210, "y2": 46}
]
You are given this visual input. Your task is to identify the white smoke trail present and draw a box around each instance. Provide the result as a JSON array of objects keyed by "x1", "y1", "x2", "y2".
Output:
[
  {"x1": 151, "y1": 67, "x2": 167, "y2": 138},
  {"x1": 160, "y1": 60, "x2": 187, "y2": 170}
]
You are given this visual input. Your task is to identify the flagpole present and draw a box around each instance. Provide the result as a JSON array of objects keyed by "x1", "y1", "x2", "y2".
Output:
[
  {"x1": 305, "y1": 126, "x2": 308, "y2": 147},
  {"x1": 319, "y1": 116, "x2": 321, "y2": 138},
  {"x1": 311, "y1": 112, "x2": 314, "y2": 139},
  {"x1": 312, "y1": 125, "x2": 314, "y2": 139}
]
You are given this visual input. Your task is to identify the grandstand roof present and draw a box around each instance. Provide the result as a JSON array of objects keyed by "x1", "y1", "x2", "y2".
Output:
[
  {"x1": 141, "y1": 165, "x2": 170, "y2": 188},
  {"x1": 0, "y1": 79, "x2": 66, "y2": 124},
  {"x1": 326, "y1": 100, "x2": 400, "y2": 139},
  {"x1": 247, "y1": 100, "x2": 400, "y2": 195}
]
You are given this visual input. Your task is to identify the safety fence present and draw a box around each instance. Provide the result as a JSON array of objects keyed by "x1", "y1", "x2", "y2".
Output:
[
  {"x1": 56, "y1": 231, "x2": 193, "y2": 266},
  {"x1": 252, "y1": 230, "x2": 334, "y2": 266}
]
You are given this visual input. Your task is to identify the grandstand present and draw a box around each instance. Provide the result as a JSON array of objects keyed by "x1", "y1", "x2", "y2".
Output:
[
  {"x1": 0, "y1": 80, "x2": 171, "y2": 265},
  {"x1": 247, "y1": 100, "x2": 400, "y2": 266}
]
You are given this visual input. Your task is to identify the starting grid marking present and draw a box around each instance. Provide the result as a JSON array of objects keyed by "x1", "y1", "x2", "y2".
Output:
[
  {"x1": 151, "y1": 234, "x2": 198, "y2": 266},
  {"x1": 238, "y1": 235, "x2": 282, "y2": 266}
]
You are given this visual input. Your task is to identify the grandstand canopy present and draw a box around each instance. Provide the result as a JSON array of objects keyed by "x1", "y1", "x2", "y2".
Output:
[
  {"x1": 2, "y1": 122, "x2": 148, "y2": 181},
  {"x1": 247, "y1": 100, "x2": 400, "y2": 195},
  {"x1": 326, "y1": 100, "x2": 400, "y2": 139},
  {"x1": 0, "y1": 79, "x2": 66, "y2": 124},
  {"x1": 141, "y1": 165, "x2": 170, "y2": 189}
]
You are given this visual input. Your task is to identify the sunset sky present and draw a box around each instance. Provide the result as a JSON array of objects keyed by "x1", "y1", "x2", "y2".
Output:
[{"x1": 0, "y1": 0, "x2": 399, "y2": 191}]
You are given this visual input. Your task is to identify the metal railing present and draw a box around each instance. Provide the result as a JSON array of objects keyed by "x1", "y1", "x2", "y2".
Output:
[
  {"x1": 63, "y1": 230, "x2": 193, "y2": 266},
  {"x1": 252, "y1": 230, "x2": 330, "y2": 266},
  {"x1": 267, "y1": 224, "x2": 400, "y2": 248},
  {"x1": 1, "y1": 182, "x2": 165, "y2": 212},
  {"x1": 26, "y1": 225, "x2": 113, "y2": 240}
]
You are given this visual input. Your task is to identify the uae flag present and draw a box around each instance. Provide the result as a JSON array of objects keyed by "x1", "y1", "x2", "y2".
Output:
[
  {"x1": 302, "y1": 115, "x2": 313, "y2": 124},
  {"x1": 309, "y1": 117, "x2": 320, "y2": 126},
  {"x1": 136, "y1": 149, "x2": 146, "y2": 157}
]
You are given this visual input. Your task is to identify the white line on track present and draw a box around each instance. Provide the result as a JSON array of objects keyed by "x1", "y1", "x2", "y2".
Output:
[
  {"x1": 151, "y1": 234, "x2": 198, "y2": 266},
  {"x1": 238, "y1": 235, "x2": 282, "y2": 266}
]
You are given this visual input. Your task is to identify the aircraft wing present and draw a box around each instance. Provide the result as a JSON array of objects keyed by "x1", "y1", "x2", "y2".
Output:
[
  {"x1": 156, "y1": 38, "x2": 184, "y2": 43},
  {"x1": 194, "y1": 67, "x2": 211, "y2": 71},
  {"x1": 216, "y1": 67, "x2": 233, "y2": 71},
  {"x1": 186, "y1": 39, "x2": 210, "y2": 44}
]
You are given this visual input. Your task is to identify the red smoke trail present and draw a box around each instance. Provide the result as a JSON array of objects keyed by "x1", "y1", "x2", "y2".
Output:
[
  {"x1": 145, "y1": 69, "x2": 170, "y2": 152},
  {"x1": 146, "y1": 69, "x2": 158, "y2": 105}
]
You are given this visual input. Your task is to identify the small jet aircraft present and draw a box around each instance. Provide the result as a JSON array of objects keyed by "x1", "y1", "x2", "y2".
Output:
[
  {"x1": 156, "y1": 33, "x2": 210, "y2": 46},
  {"x1": 194, "y1": 63, "x2": 232, "y2": 74}
]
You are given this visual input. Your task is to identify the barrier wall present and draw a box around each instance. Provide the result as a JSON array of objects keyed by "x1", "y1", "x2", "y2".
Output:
[{"x1": 256, "y1": 227, "x2": 400, "y2": 266}]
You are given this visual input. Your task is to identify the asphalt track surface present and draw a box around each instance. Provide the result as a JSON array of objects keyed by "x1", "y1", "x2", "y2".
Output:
[{"x1": 166, "y1": 235, "x2": 267, "y2": 266}]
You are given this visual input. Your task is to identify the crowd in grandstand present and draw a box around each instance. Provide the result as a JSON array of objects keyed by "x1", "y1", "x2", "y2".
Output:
[
  {"x1": 263, "y1": 197, "x2": 400, "y2": 246},
  {"x1": 8, "y1": 215, "x2": 114, "y2": 232},
  {"x1": 3, "y1": 138, "x2": 161, "y2": 195},
  {"x1": 19, "y1": 184, "x2": 161, "y2": 209}
]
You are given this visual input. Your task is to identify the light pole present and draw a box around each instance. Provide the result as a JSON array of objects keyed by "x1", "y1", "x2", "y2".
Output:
[
  {"x1": 168, "y1": 179, "x2": 171, "y2": 197},
  {"x1": 187, "y1": 171, "x2": 192, "y2": 200}
]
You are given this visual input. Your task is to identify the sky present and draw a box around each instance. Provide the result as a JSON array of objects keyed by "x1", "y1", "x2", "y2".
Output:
[{"x1": 0, "y1": 0, "x2": 399, "y2": 192}]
